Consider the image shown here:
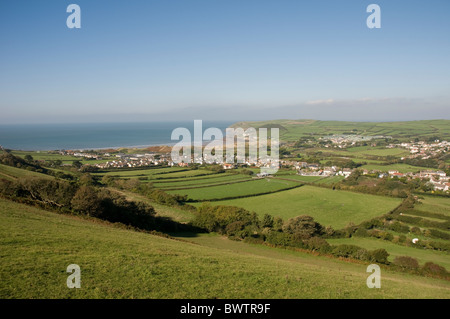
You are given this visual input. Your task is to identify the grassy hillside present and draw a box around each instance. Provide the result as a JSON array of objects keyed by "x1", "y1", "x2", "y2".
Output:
[
  {"x1": 0, "y1": 163, "x2": 53, "y2": 181},
  {"x1": 1, "y1": 198, "x2": 449, "y2": 299}
]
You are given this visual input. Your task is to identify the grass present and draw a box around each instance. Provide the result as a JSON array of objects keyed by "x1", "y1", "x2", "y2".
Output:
[
  {"x1": 234, "y1": 119, "x2": 450, "y2": 142},
  {"x1": 273, "y1": 175, "x2": 324, "y2": 183},
  {"x1": 206, "y1": 186, "x2": 401, "y2": 229},
  {"x1": 95, "y1": 166, "x2": 186, "y2": 177},
  {"x1": 314, "y1": 176, "x2": 345, "y2": 185},
  {"x1": 327, "y1": 237, "x2": 450, "y2": 269},
  {"x1": 154, "y1": 174, "x2": 251, "y2": 189},
  {"x1": 0, "y1": 163, "x2": 53, "y2": 180},
  {"x1": 345, "y1": 147, "x2": 409, "y2": 157},
  {"x1": 1, "y1": 198, "x2": 449, "y2": 299},
  {"x1": 360, "y1": 163, "x2": 431, "y2": 173},
  {"x1": 168, "y1": 178, "x2": 300, "y2": 201},
  {"x1": 108, "y1": 188, "x2": 195, "y2": 223},
  {"x1": 416, "y1": 196, "x2": 450, "y2": 217}
]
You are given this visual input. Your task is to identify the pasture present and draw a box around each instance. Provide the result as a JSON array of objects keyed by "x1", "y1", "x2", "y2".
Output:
[
  {"x1": 327, "y1": 237, "x2": 450, "y2": 269},
  {"x1": 168, "y1": 178, "x2": 300, "y2": 201},
  {"x1": 203, "y1": 185, "x2": 401, "y2": 229},
  {"x1": 1, "y1": 198, "x2": 449, "y2": 299}
]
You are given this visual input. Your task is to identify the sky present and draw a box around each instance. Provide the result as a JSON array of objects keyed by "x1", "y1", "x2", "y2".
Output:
[{"x1": 0, "y1": 0, "x2": 449, "y2": 124}]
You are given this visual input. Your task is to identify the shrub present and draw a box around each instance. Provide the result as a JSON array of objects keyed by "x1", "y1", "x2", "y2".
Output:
[
  {"x1": 388, "y1": 221, "x2": 410, "y2": 233},
  {"x1": 354, "y1": 228, "x2": 368, "y2": 237},
  {"x1": 282, "y1": 215, "x2": 324, "y2": 240},
  {"x1": 410, "y1": 226, "x2": 421, "y2": 235},
  {"x1": 71, "y1": 186, "x2": 102, "y2": 216},
  {"x1": 305, "y1": 237, "x2": 331, "y2": 253},
  {"x1": 265, "y1": 231, "x2": 294, "y2": 247},
  {"x1": 393, "y1": 256, "x2": 419, "y2": 270},
  {"x1": 428, "y1": 229, "x2": 450, "y2": 240},
  {"x1": 421, "y1": 262, "x2": 448, "y2": 277},
  {"x1": 243, "y1": 236, "x2": 265, "y2": 245},
  {"x1": 331, "y1": 244, "x2": 368, "y2": 260},
  {"x1": 192, "y1": 203, "x2": 258, "y2": 234},
  {"x1": 368, "y1": 249, "x2": 389, "y2": 264}
]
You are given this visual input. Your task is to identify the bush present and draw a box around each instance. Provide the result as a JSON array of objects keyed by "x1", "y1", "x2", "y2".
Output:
[
  {"x1": 192, "y1": 203, "x2": 258, "y2": 234},
  {"x1": 393, "y1": 256, "x2": 419, "y2": 270},
  {"x1": 265, "y1": 231, "x2": 294, "y2": 247},
  {"x1": 368, "y1": 249, "x2": 389, "y2": 264},
  {"x1": 282, "y1": 215, "x2": 324, "y2": 240},
  {"x1": 243, "y1": 236, "x2": 265, "y2": 245},
  {"x1": 71, "y1": 186, "x2": 102, "y2": 216},
  {"x1": 428, "y1": 229, "x2": 450, "y2": 240},
  {"x1": 354, "y1": 228, "x2": 368, "y2": 237},
  {"x1": 331, "y1": 244, "x2": 368, "y2": 260},
  {"x1": 305, "y1": 237, "x2": 331, "y2": 253},
  {"x1": 388, "y1": 221, "x2": 410, "y2": 233},
  {"x1": 421, "y1": 262, "x2": 448, "y2": 277},
  {"x1": 410, "y1": 226, "x2": 421, "y2": 235}
]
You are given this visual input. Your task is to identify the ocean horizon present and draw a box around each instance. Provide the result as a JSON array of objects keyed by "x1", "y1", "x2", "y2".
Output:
[{"x1": 0, "y1": 121, "x2": 234, "y2": 151}]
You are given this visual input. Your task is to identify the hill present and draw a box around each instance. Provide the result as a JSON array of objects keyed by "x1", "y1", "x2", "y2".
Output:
[
  {"x1": 230, "y1": 119, "x2": 450, "y2": 142},
  {"x1": 1, "y1": 197, "x2": 449, "y2": 298}
]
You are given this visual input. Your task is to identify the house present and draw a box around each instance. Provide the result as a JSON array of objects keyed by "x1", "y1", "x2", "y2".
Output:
[
  {"x1": 223, "y1": 163, "x2": 236, "y2": 170},
  {"x1": 322, "y1": 167, "x2": 335, "y2": 176},
  {"x1": 337, "y1": 168, "x2": 353, "y2": 178}
]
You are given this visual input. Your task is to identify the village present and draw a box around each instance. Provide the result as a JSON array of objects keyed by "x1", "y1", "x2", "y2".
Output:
[{"x1": 388, "y1": 139, "x2": 449, "y2": 160}]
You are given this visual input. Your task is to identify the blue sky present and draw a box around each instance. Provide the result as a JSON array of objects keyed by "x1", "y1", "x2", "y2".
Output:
[{"x1": 0, "y1": 0, "x2": 449, "y2": 123}]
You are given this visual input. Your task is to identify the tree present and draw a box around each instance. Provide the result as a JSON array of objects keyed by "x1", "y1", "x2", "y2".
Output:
[
  {"x1": 261, "y1": 214, "x2": 274, "y2": 228},
  {"x1": 71, "y1": 186, "x2": 103, "y2": 217},
  {"x1": 282, "y1": 215, "x2": 324, "y2": 240},
  {"x1": 79, "y1": 173, "x2": 96, "y2": 186},
  {"x1": 24, "y1": 155, "x2": 33, "y2": 162},
  {"x1": 72, "y1": 160, "x2": 82, "y2": 169}
]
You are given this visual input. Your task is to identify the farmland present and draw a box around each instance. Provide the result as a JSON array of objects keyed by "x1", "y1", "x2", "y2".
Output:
[
  {"x1": 1, "y1": 119, "x2": 450, "y2": 299},
  {"x1": 232, "y1": 119, "x2": 450, "y2": 142},
  {"x1": 168, "y1": 178, "x2": 301, "y2": 201},
  {"x1": 203, "y1": 185, "x2": 401, "y2": 229},
  {"x1": 327, "y1": 237, "x2": 450, "y2": 269}
]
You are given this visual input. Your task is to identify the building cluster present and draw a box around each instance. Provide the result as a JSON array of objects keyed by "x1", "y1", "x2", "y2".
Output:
[
  {"x1": 321, "y1": 134, "x2": 390, "y2": 148},
  {"x1": 382, "y1": 169, "x2": 449, "y2": 192},
  {"x1": 94, "y1": 153, "x2": 170, "y2": 169},
  {"x1": 388, "y1": 140, "x2": 449, "y2": 160}
]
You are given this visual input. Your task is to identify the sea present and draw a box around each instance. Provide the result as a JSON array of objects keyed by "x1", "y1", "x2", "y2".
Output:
[{"x1": 0, "y1": 121, "x2": 234, "y2": 151}]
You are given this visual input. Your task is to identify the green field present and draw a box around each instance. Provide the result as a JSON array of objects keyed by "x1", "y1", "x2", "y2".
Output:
[
  {"x1": 1, "y1": 198, "x2": 449, "y2": 299},
  {"x1": 360, "y1": 163, "x2": 431, "y2": 173},
  {"x1": 156, "y1": 175, "x2": 252, "y2": 189},
  {"x1": 416, "y1": 196, "x2": 450, "y2": 217},
  {"x1": 207, "y1": 186, "x2": 401, "y2": 229},
  {"x1": 233, "y1": 119, "x2": 450, "y2": 142},
  {"x1": 273, "y1": 175, "x2": 324, "y2": 183},
  {"x1": 345, "y1": 146, "x2": 410, "y2": 157},
  {"x1": 168, "y1": 178, "x2": 300, "y2": 201},
  {"x1": 0, "y1": 163, "x2": 53, "y2": 180},
  {"x1": 327, "y1": 237, "x2": 450, "y2": 269},
  {"x1": 315, "y1": 176, "x2": 345, "y2": 184}
]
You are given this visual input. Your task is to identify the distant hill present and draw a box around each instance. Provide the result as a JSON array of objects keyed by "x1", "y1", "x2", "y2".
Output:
[{"x1": 229, "y1": 119, "x2": 450, "y2": 142}]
